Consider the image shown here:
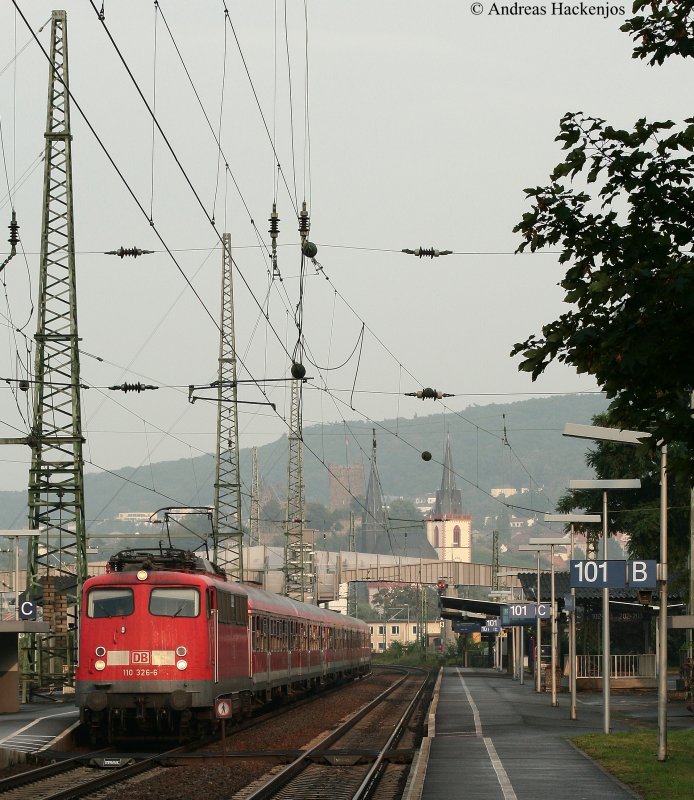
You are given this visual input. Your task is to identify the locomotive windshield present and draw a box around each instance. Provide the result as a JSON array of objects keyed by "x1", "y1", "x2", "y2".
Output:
[
  {"x1": 87, "y1": 588, "x2": 134, "y2": 617},
  {"x1": 149, "y1": 587, "x2": 199, "y2": 618}
]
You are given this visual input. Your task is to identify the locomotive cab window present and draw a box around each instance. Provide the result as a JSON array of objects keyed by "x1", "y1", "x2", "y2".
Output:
[
  {"x1": 87, "y1": 588, "x2": 134, "y2": 618},
  {"x1": 149, "y1": 587, "x2": 199, "y2": 617}
]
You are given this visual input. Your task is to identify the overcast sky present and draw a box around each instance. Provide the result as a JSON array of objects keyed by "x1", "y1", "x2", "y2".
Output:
[{"x1": 0, "y1": 2, "x2": 688, "y2": 494}]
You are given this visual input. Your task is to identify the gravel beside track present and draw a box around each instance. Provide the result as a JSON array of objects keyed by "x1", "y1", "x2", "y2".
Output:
[{"x1": 94, "y1": 671, "x2": 408, "y2": 800}]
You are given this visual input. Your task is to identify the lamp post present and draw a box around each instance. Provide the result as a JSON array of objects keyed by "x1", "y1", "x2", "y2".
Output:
[
  {"x1": 544, "y1": 513, "x2": 601, "y2": 720},
  {"x1": 528, "y1": 536, "x2": 572, "y2": 707},
  {"x1": 519, "y1": 544, "x2": 548, "y2": 693},
  {"x1": 567, "y1": 479, "x2": 640, "y2": 734},
  {"x1": 497, "y1": 571, "x2": 524, "y2": 683},
  {"x1": 564, "y1": 422, "x2": 668, "y2": 757}
]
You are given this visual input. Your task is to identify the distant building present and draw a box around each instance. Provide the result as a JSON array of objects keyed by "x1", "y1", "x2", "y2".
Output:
[
  {"x1": 328, "y1": 463, "x2": 365, "y2": 511},
  {"x1": 425, "y1": 436, "x2": 472, "y2": 562},
  {"x1": 116, "y1": 512, "x2": 154, "y2": 523},
  {"x1": 414, "y1": 494, "x2": 436, "y2": 514},
  {"x1": 491, "y1": 487, "x2": 517, "y2": 498}
]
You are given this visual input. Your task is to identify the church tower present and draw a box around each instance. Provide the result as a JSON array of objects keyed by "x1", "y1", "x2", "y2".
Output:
[
  {"x1": 425, "y1": 435, "x2": 472, "y2": 562},
  {"x1": 358, "y1": 431, "x2": 390, "y2": 553}
]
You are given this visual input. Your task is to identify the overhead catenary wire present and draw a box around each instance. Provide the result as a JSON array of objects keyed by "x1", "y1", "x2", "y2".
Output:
[{"x1": 5, "y1": 4, "x2": 589, "y2": 550}]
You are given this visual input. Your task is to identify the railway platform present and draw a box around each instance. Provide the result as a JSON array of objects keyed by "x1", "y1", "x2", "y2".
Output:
[
  {"x1": 0, "y1": 698, "x2": 78, "y2": 761},
  {"x1": 405, "y1": 666, "x2": 693, "y2": 800}
]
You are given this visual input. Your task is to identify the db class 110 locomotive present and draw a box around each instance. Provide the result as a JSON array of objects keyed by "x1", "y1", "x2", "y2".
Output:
[{"x1": 75, "y1": 549, "x2": 371, "y2": 743}]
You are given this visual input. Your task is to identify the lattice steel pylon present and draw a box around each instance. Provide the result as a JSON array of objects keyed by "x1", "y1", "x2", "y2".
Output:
[
  {"x1": 491, "y1": 529, "x2": 500, "y2": 591},
  {"x1": 284, "y1": 379, "x2": 311, "y2": 600},
  {"x1": 213, "y1": 233, "x2": 243, "y2": 581},
  {"x1": 250, "y1": 446, "x2": 260, "y2": 546},
  {"x1": 28, "y1": 10, "x2": 86, "y2": 687}
]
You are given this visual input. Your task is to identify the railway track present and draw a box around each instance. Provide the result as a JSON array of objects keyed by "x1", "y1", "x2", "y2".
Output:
[
  {"x1": 0, "y1": 667, "x2": 430, "y2": 800},
  {"x1": 0, "y1": 741, "x2": 203, "y2": 800},
  {"x1": 234, "y1": 666, "x2": 431, "y2": 800}
]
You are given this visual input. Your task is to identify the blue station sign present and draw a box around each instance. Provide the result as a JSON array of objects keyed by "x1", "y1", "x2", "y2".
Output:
[
  {"x1": 500, "y1": 603, "x2": 552, "y2": 626},
  {"x1": 570, "y1": 559, "x2": 657, "y2": 589},
  {"x1": 453, "y1": 622, "x2": 482, "y2": 634}
]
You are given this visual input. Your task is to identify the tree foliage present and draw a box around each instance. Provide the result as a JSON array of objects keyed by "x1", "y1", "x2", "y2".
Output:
[
  {"x1": 512, "y1": 111, "x2": 694, "y2": 478},
  {"x1": 370, "y1": 584, "x2": 438, "y2": 621},
  {"x1": 622, "y1": 1, "x2": 694, "y2": 64}
]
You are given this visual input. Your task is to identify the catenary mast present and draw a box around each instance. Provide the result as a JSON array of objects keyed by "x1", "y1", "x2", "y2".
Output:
[
  {"x1": 29, "y1": 10, "x2": 86, "y2": 687},
  {"x1": 213, "y1": 233, "x2": 243, "y2": 580}
]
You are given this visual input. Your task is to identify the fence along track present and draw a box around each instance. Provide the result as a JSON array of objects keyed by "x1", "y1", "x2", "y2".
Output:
[{"x1": 237, "y1": 667, "x2": 430, "y2": 800}]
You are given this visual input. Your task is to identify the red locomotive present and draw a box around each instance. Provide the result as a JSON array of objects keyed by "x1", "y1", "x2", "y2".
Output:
[{"x1": 75, "y1": 549, "x2": 370, "y2": 743}]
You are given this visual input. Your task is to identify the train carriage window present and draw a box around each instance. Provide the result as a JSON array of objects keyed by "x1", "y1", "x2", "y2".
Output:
[
  {"x1": 217, "y1": 591, "x2": 233, "y2": 624},
  {"x1": 251, "y1": 615, "x2": 259, "y2": 650},
  {"x1": 149, "y1": 587, "x2": 199, "y2": 617},
  {"x1": 234, "y1": 595, "x2": 248, "y2": 625},
  {"x1": 87, "y1": 588, "x2": 134, "y2": 618}
]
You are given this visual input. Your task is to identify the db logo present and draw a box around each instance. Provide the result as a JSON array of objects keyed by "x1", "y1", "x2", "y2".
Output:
[{"x1": 132, "y1": 651, "x2": 150, "y2": 664}]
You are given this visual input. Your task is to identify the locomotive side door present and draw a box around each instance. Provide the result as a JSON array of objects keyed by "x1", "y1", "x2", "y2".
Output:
[{"x1": 207, "y1": 588, "x2": 218, "y2": 683}]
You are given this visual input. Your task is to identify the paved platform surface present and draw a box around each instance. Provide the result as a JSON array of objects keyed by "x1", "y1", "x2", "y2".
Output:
[
  {"x1": 405, "y1": 667, "x2": 693, "y2": 800},
  {"x1": 0, "y1": 700, "x2": 78, "y2": 753}
]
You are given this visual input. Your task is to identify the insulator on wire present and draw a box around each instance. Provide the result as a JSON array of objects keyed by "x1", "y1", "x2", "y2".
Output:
[
  {"x1": 8, "y1": 211, "x2": 19, "y2": 247},
  {"x1": 108, "y1": 382, "x2": 159, "y2": 393},
  {"x1": 402, "y1": 247, "x2": 453, "y2": 258},
  {"x1": 298, "y1": 201, "x2": 310, "y2": 242},
  {"x1": 269, "y1": 203, "x2": 280, "y2": 240},
  {"x1": 404, "y1": 387, "x2": 454, "y2": 401},
  {"x1": 104, "y1": 247, "x2": 155, "y2": 259}
]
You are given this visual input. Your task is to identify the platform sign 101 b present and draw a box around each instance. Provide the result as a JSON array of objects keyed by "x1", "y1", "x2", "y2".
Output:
[{"x1": 569, "y1": 559, "x2": 657, "y2": 589}]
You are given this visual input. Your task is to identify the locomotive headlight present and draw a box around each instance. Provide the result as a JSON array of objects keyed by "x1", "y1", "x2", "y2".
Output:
[
  {"x1": 95, "y1": 659, "x2": 106, "y2": 671},
  {"x1": 95, "y1": 646, "x2": 106, "y2": 657},
  {"x1": 176, "y1": 645, "x2": 187, "y2": 657},
  {"x1": 136, "y1": 569, "x2": 148, "y2": 581},
  {"x1": 176, "y1": 659, "x2": 188, "y2": 671}
]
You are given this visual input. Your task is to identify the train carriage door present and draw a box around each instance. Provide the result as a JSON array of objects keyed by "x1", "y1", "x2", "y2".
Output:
[
  {"x1": 207, "y1": 588, "x2": 218, "y2": 683},
  {"x1": 321, "y1": 624, "x2": 327, "y2": 676}
]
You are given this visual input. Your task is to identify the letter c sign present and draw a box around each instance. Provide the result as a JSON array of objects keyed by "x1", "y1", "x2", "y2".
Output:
[{"x1": 19, "y1": 600, "x2": 36, "y2": 620}]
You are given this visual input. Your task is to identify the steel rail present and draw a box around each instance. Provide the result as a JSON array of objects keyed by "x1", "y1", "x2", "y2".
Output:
[{"x1": 241, "y1": 668, "x2": 424, "y2": 800}]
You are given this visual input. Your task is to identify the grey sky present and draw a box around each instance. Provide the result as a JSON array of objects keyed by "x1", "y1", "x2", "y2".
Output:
[{"x1": 0, "y1": 2, "x2": 686, "y2": 492}]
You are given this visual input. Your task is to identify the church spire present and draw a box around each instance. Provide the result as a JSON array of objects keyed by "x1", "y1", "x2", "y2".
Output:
[
  {"x1": 359, "y1": 429, "x2": 390, "y2": 552},
  {"x1": 434, "y1": 434, "x2": 463, "y2": 518}
]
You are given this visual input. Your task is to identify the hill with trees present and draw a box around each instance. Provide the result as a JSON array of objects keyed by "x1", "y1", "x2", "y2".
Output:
[{"x1": 0, "y1": 393, "x2": 606, "y2": 535}]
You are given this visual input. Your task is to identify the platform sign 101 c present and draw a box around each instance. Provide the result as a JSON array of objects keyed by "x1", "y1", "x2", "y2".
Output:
[{"x1": 500, "y1": 603, "x2": 551, "y2": 626}]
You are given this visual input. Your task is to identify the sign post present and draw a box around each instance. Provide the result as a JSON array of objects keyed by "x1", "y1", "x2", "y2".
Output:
[
  {"x1": 545, "y1": 513, "x2": 601, "y2": 721},
  {"x1": 568, "y1": 478, "x2": 642, "y2": 735},
  {"x1": 216, "y1": 698, "x2": 232, "y2": 763}
]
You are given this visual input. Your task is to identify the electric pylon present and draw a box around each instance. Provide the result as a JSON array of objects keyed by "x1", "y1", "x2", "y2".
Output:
[
  {"x1": 213, "y1": 233, "x2": 243, "y2": 581},
  {"x1": 492, "y1": 529, "x2": 500, "y2": 591},
  {"x1": 284, "y1": 378, "x2": 311, "y2": 600},
  {"x1": 250, "y1": 446, "x2": 260, "y2": 546},
  {"x1": 27, "y1": 9, "x2": 86, "y2": 688}
]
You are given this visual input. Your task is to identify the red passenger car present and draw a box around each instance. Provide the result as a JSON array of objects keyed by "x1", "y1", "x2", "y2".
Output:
[{"x1": 75, "y1": 549, "x2": 370, "y2": 743}]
